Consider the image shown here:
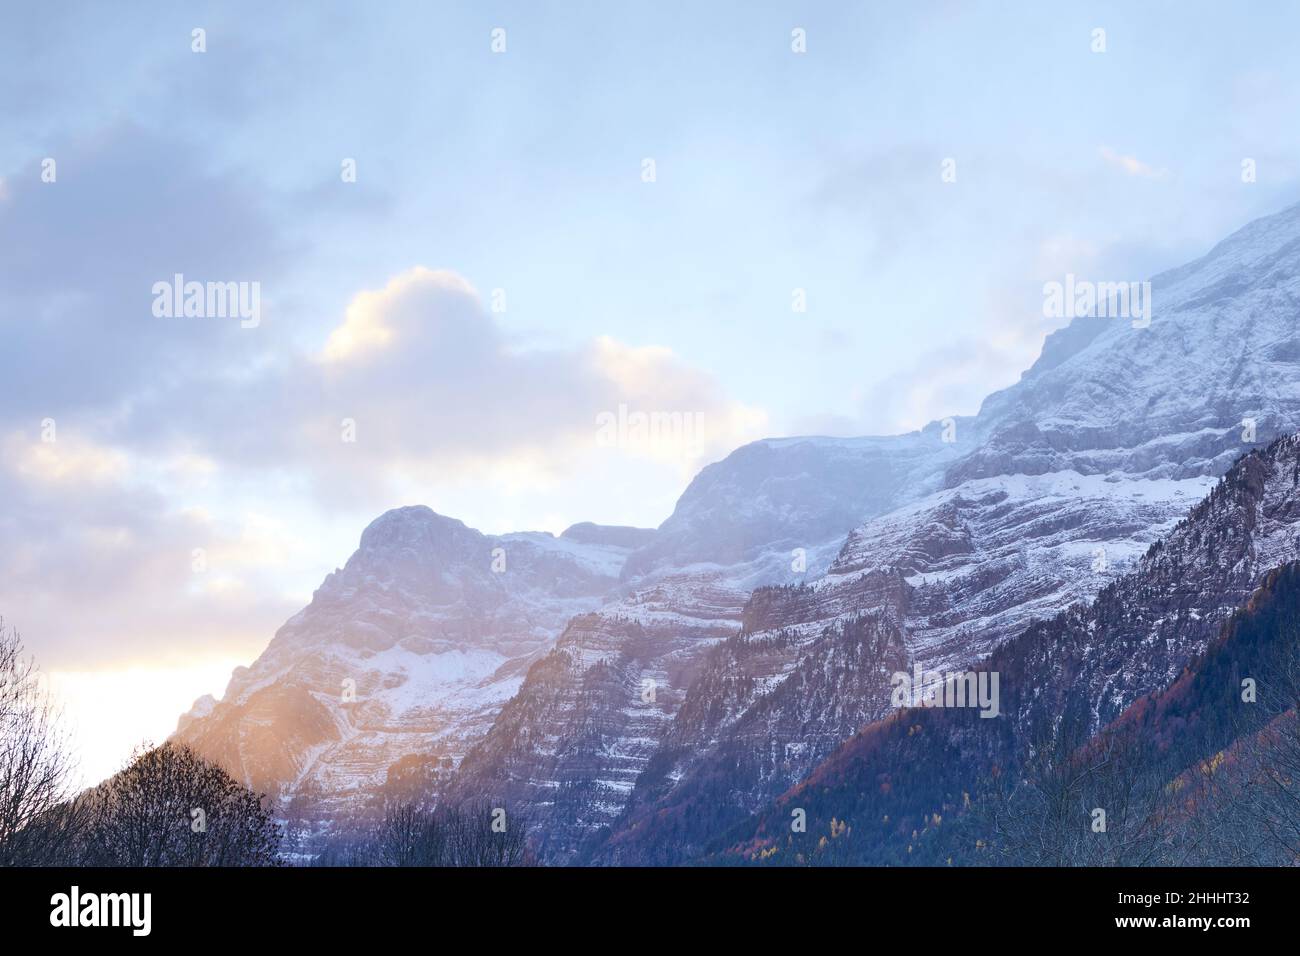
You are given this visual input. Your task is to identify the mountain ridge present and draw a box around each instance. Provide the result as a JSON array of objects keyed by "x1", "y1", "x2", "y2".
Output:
[{"x1": 173, "y1": 199, "x2": 1300, "y2": 861}]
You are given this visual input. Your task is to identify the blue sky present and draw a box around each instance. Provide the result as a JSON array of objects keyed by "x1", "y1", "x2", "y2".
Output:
[{"x1": 3, "y1": 0, "x2": 1299, "y2": 783}]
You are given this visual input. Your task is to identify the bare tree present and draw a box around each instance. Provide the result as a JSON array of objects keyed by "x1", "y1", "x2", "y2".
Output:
[
  {"x1": 80, "y1": 741, "x2": 281, "y2": 866},
  {"x1": 1214, "y1": 628, "x2": 1300, "y2": 864},
  {"x1": 0, "y1": 621, "x2": 81, "y2": 866},
  {"x1": 319, "y1": 801, "x2": 533, "y2": 867},
  {"x1": 971, "y1": 716, "x2": 1205, "y2": 866}
]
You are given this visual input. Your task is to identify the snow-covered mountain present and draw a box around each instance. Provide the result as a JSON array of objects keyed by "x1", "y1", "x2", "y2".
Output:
[
  {"x1": 175, "y1": 200, "x2": 1300, "y2": 859},
  {"x1": 708, "y1": 434, "x2": 1300, "y2": 866},
  {"x1": 454, "y1": 200, "x2": 1300, "y2": 863},
  {"x1": 173, "y1": 440, "x2": 964, "y2": 833},
  {"x1": 172, "y1": 508, "x2": 653, "y2": 817}
]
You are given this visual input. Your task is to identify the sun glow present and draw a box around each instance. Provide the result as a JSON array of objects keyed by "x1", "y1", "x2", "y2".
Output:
[{"x1": 46, "y1": 658, "x2": 247, "y2": 791}]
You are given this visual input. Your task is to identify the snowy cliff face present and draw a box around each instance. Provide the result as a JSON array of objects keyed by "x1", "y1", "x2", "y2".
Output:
[
  {"x1": 595, "y1": 439, "x2": 1300, "y2": 864},
  {"x1": 572, "y1": 202, "x2": 1300, "y2": 863},
  {"x1": 956, "y1": 202, "x2": 1300, "y2": 484},
  {"x1": 586, "y1": 474, "x2": 1213, "y2": 863},
  {"x1": 443, "y1": 581, "x2": 751, "y2": 862},
  {"x1": 712, "y1": 436, "x2": 1300, "y2": 867},
  {"x1": 620, "y1": 432, "x2": 961, "y2": 581},
  {"x1": 440, "y1": 438, "x2": 960, "y2": 857},
  {"x1": 172, "y1": 507, "x2": 649, "y2": 816}
]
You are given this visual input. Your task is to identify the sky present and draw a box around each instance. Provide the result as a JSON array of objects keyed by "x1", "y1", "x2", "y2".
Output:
[{"x1": 3, "y1": 0, "x2": 1300, "y2": 786}]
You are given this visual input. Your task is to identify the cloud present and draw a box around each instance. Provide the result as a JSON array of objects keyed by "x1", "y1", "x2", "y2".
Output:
[
  {"x1": 1099, "y1": 146, "x2": 1168, "y2": 180},
  {"x1": 305, "y1": 268, "x2": 767, "y2": 493},
  {"x1": 0, "y1": 122, "x2": 765, "y2": 502},
  {"x1": 807, "y1": 144, "x2": 962, "y2": 264},
  {"x1": 0, "y1": 432, "x2": 300, "y2": 669},
  {"x1": 0, "y1": 125, "x2": 293, "y2": 431}
]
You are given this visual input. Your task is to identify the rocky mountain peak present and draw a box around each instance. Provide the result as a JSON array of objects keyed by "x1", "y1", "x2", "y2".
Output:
[{"x1": 356, "y1": 505, "x2": 481, "y2": 558}]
